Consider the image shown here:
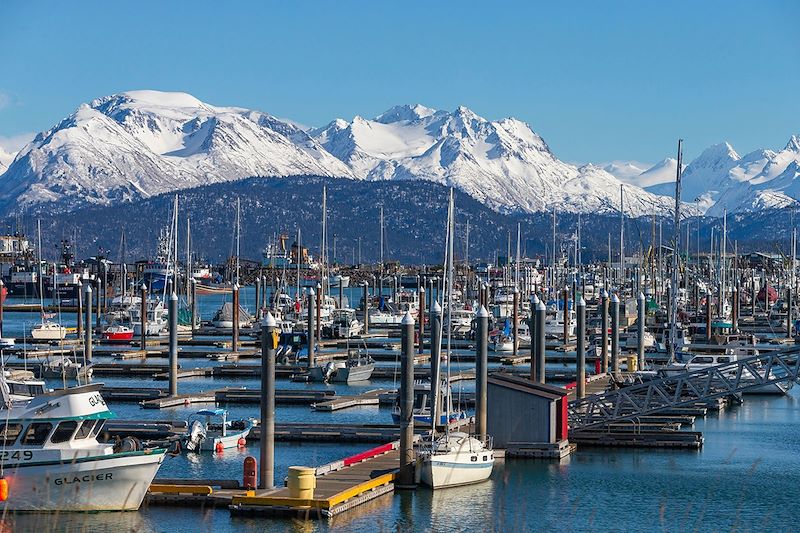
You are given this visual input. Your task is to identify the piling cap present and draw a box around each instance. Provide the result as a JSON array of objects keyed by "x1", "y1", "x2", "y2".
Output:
[
  {"x1": 430, "y1": 300, "x2": 442, "y2": 315},
  {"x1": 513, "y1": 287, "x2": 519, "y2": 294},
  {"x1": 401, "y1": 311, "x2": 415, "y2": 326},
  {"x1": 309, "y1": 288, "x2": 315, "y2": 296},
  {"x1": 577, "y1": 296, "x2": 586, "y2": 307},
  {"x1": 536, "y1": 300, "x2": 546, "y2": 311},
  {"x1": 76, "y1": 279, "x2": 82, "y2": 287},
  {"x1": 638, "y1": 291, "x2": 645, "y2": 301},
  {"x1": 84, "y1": 282, "x2": 92, "y2": 294},
  {"x1": 611, "y1": 293, "x2": 620, "y2": 303},
  {"x1": 233, "y1": 282, "x2": 239, "y2": 290},
  {"x1": 316, "y1": 283, "x2": 321, "y2": 289},
  {"x1": 190, "y1": 277, "x2": 196, "y2": 284},
  {"x1": 601, "y1": 289, "x2": 607, "y2": 298},
  {"x1": 476, "y1": 305, "x2": 489, "y2": 318},
  {"x1": 263, "y1": 311, "x2": 277, "y2": 327},
  {"x1": 170, "y1": 292, "x2": 178, "y2": 301},
  {"x1": 531, "y1": 293, "x2": 540, "y2": 305},
  {"x1": 732, "y1": 286, "x2": 738, "y2": 292},
  {"x1": 419, "y1": 285, "x2": 425, "y2": 293},
  {"x1": 141, "y1": 283, "x2": 148, "y2": 291}
]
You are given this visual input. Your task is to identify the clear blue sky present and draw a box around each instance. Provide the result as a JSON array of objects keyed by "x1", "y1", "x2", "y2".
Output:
[{"x1": 0, "y1": 0, "x2": 798, "y2": 163}]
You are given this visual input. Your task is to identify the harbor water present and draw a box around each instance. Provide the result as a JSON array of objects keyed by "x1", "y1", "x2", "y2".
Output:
[{"x1": 2, "y1": 289, "x2": 799, "y2": 531}]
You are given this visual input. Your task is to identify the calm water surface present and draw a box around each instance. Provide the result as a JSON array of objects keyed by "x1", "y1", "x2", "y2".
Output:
[{"x1": 2, "y1": 291, "x2": 798, "y2": 531}]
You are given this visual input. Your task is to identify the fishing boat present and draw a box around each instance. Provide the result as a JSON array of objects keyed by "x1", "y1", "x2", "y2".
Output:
[
  {"x1": 39, "y1": 356, "x2": 93, "y2": 381},
  {"x1": 391, "y1": 380, "x2": 467, "y2": 426},
  {"x1": 324, "y1": 308, "x2": 362, "y2": 339},
  {"x1": 309, "y1": 352, "x2": 375, "y2": 383},
  {"x1": 0, "y1": 379, "x2": 166, "y2": 511},
  {"x1": 131, "y1": 298, "x2": 168, "y2": 336},
  {"x1": 183, "y1": 408, "x2": 253, "y2": 452},
  {"x1": 102, "y1": 324, "x2": 134, "y2": 341},
  {"x1": 30, "y1": 320, "x2": 67, "y2": 341}
]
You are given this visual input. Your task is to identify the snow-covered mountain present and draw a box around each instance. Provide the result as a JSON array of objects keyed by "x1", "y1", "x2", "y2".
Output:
[
  {"x1": 0, "y1": 91, "x2": 352, "y2": 212},
  {"x1": 0, "y1": 91, "x2": 682, "y2": 216},
  {"x1": 311, "y1": 104, "x2": 676, "y2": 215},
  {"x1": 0, "y1": 147, "x2": 15, "y2": 174},
  {"x1": 643, "y1": 136, "x2": 800, "y2": 215},
  {"x1": 603, "y1": 159, "x2": 678, "y2": 188}
]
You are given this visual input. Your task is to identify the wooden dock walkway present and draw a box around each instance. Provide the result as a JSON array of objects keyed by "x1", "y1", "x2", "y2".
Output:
[{"x1": 312, "y1": 389, "x2": 391, "y2": 412}]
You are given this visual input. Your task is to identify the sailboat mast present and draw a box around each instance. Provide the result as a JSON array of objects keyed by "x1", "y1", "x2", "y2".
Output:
[
  {"x1": 515, "y1": 222, "x2": 521, "y2": 290},
  {"x1": 37, "y1": 219, "x2": 44, "y2": 320},
  {"x1": 445, "y1": 189, "x2": 455, "y2": 438},
  {"x1": 669, "y1": 139, "x2": 683, "y2": 361},
  {"x1": 235, "y1": 198, "x2": 241, "y2": 285},
  {"x1": 186, "y1": 217, "x2": 191, "y2": 301},
  {"x1": 619, "y1": 184, "x2": 624, "y2": 285}
]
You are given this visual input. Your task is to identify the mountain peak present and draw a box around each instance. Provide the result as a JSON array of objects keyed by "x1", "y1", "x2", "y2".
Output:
[
  {"x1": 374, "y1": 104, "x2": 439, "y2": 124},
  {"x1": 785, "y1": 134, "x2": 800, "y2": 153}
]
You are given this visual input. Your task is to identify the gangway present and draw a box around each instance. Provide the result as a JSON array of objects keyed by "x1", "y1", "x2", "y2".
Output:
[{"x1": 568, "y1": 346, "x2": 800, "y2": 430}]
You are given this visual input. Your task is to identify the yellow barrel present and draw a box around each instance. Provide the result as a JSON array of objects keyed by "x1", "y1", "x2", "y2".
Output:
[
  {"x1": 287, "y1": 466, "x2": 316, "y2": 499},
  {"x1": 626, "y1": 355, "x2": 638, "y2": 372}
]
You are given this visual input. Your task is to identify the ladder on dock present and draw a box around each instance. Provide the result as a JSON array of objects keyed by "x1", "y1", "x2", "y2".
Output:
[{"x1": 568, "y1": 345, "x2": 800, "y2": 430}]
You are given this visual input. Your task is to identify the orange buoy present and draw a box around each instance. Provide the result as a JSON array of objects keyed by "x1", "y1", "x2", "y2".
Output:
[
  {"x1": 215, "y1": 441, "x2": 224, "y2": 453},
  {"x1": 0, "y1": 477, "x2": 9, "y2": 502},
  {"x1": 237, "y1": 437, "x2": 246, "y2": 448}
]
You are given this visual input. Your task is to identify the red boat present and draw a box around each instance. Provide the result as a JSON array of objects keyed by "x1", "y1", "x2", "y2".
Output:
[{"x1": 102, "y1": 325, "x2": 134, "y2": 341}]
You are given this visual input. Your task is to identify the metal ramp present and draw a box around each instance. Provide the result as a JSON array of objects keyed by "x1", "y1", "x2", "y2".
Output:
[{"x1": 568, "y1": 346, "x2": 800, "y2": 430}]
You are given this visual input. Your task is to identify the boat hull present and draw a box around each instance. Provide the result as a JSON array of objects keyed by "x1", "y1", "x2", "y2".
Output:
[
  {"x1": 419, "y1": 453, "x2": 494, "y2": 489},
  {"x1": 4, "y1": 449, "x2": 166, "y2": 511}
]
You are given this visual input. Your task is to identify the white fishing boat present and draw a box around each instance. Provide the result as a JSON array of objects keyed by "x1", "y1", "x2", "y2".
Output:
[
  {"x1": 658, "y1": 352, "x2": 792, "y2": 395},
  {"x1": 31, "y1": 321, "x2": 67, "y2": 341},
  {"x1": 183, "y1": 408, "x2": 253, "y2": 452},
  {"x1": 544, "y1": 308, "x2": 576, "y2": 338},
  {"x1": 326, "y1": 308, "x2": 362, "y2": 338},
  {"x1": 309, "y1": 352, "x2": 375, "y2": 383},
  {"x1": 0, "y1": 379, "x2": 166, "y2": 511},
  {"x1": 131, "y1": 298, "x2": 168, "y2": 336},
  {"x1": 211, "y1": 302, "x2": 252, "y2": 329}
]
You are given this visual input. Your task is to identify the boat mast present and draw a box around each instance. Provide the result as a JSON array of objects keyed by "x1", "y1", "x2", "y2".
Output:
[
  {"x1": 186, "y1": 216, "x2": 191, "y2": 302},
  {"x1": 445, "y1": 189, "x2": 455, "y2": 439},
  {"x1": 36, "y1": 219, "x2": 44, "y2": 325},
  {"x1": 296, "y1": 228, "x2": 301, "y2": 298},
  {"x1": 515, "y1": 222, "x2": 521, "y2": 290},
  {"x1": 669, "y1": 139, "x2": 683, "y2": 362},
  {"x1": 235, "y1": 198, "x2": 241, "y2": 286},
  {"x1": 380, "y1": 206, "x2": 384, "y2": 295},
  {"x1": 721, "y1": 209, "x2": 727, "y2": 314},
  {"x1": 619, "y1": 184, "x2": 624, "y2": 287}
]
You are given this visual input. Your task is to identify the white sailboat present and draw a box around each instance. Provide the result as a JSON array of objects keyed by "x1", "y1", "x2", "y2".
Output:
[
  {"x1": 418, "y1": 189, "x2": 494, "y2": 489},
  {"x1": 31, "y1": 221, "x2": 66, "y2": 341}
]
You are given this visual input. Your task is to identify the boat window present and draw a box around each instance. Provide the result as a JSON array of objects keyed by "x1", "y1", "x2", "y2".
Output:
[
  {"x1": 21, "y1": 422, "x2": 53, "y2": 445},
  {"x1": 716, "y1": 357, "x2": 731, "y2": 364},
  {"x1": 74, "y1": 419, "x2": 95, "y2": 440},
  {"x1": 90, "y1": 419, "x2": 106, "y2": 438},
  {"x1": 693, "y1": 357, "x2": 714, "y2": 364},
  {"x1": 471, "y1": 456, "x2": 478, "y2": 462},
  {"x1": 0, "y1": 423, "x2": 22, "y2": 446},
  {"x1": 50, "y1": 421, "x2": 78, "y2": 443}
]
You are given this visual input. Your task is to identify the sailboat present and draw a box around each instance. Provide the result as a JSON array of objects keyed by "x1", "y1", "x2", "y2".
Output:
[
  {"x1": 31, "y1": 222, "x2": 66, "y2": 341},
  {"x1": 417, "y1": 189, "x2": 494, "y2": 489}
]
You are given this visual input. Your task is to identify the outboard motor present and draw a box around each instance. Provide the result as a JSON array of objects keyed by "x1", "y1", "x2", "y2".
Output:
[
  {"x1": 185, "y1": 420, "x2": 207, "y2": 452},
  {"x1": 323, "y1": 361, "x2": 336, "y2": 381}
]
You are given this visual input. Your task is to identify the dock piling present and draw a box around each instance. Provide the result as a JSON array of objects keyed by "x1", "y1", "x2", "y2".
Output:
[
  {"x1": 429, "y1": 300, "x2": 442, "y2": 429},
  {"x1": 600, "y1": 289, "x2": 609, "y2": 373},
  {"x1": 84, "y1": 282, "x2": 93, "y2": 364},
  {"x1": 398, "y1": 311, "x2": 415, "y2": 488},
  {"x1": 512, "y1": 288, "x2": 519, "y2": 356},
  {"x1": 610, "y1": 292, "x2": 620, "y2": 373},
  {"x1": 637, "y1": 291, "x2": 645, "y2": 370},
  {"x1": 576, "y1": 296, "x2": 586, "y2": 399},
  {"x1": 362, "y1": 282, "x2": 369, "y2": 334},
  {"x1": 476, "y1": 305, "x2": 489, "y2": 440},
  {"x1": 232, "y1": 283, "x2": 240, "y2": 352},
  {"x1": 254, "y1": 277, "x2": 261, "y2": 321},
  {"x1": 308, "y1": 289, "x2": 316, "y2": 369},
  {"x1": 535, "y1": 298, "x2": 546, "y2": 384},
  {"x1": 140, "y1": 284, "x2": 148, "y2": 350},
  {"x1": 418, "y1": 286, "x2": 425, "y2": 354},
  {"x1": 260, "y1": 312, "x2": 276, "y2": 490},
  {"x1": 168, "y1": 291, "x2": 178, "y2": 397},
  {"x1": 530, "y1": 294, "x2": 539, "y2": 381},
  {"x1": 76, "y1": 279, "x2": 83, "y2": 338}
]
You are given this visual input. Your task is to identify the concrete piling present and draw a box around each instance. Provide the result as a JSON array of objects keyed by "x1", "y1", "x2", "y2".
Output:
[
  {"x1": 600, "y1": 289, "x2": 609, "y2": 373},
  {"x1": 190, "y1": 279, "x2": 197, "y2": 336},
  {"x1": 254, "y1": 277, "x2": 261, "y2": 321},
  {"x1": 576, "y1": 296, "x2": 586, "y2": 399},
  {"x1": 84, "y1": 282, "x2": 93, "y2": 364},
  {"x1": 362, "y1": 282, "x2": 370, "y2": 334},
  {"x1": 398, "y1": 311, "x2": 416, "y2": 488},
  {"x1": 140, "y1": 284, "x2": 148, "y2": 350},
  {"x1": 610, "y1": 292, "x2": 620, "y2": 373},
  {"x1": 512, "y1": 288, "x2": 519, "y2": 356},
  {"x1": 76, "y1": 279, "x2": 83, "y2": 338},
  {"x1": 232, "y1": 283, "x2": 240, "y2": 352},
  {"x1": 475, "y1": 305, "x2": 489, "y2": 440},
  {"x1": 418, "y1": 286, "x2": 425, "y2": 354},
  {"x1": 637, "y1": 291, "x2": 646, "y2": 370},
  {"x1": 307, "y1": 288, "x2": 316, "y2": 368},
  {"x1": 260, "y1": 312, "x2": 276, "y2": 490},
  {"x1": 168, "y1": 291, "x2": 178, "y2": 397},
  {"x1": 535, "y1": 298, "x2": 546, "y2": 384},
  {"x1": 530, "y1": 294, "x2": 539, "y2": 382}
]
